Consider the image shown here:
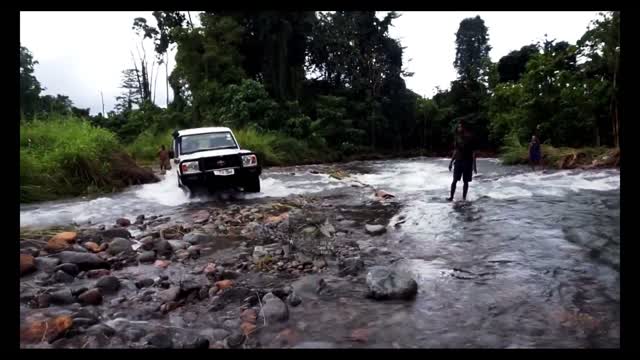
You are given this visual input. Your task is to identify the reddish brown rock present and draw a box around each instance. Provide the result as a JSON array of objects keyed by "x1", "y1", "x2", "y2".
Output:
[
  {"x1": 215, "y1": 280, "x2": 233, "y2": 290},
  {"x1": 350, "y1": 328, "x2": 369, "y2": 343},
  {"x1": 240, "y1": 309, "x2": 257, "y2": 324},
  {"x1": 84, "y1": 242, "x2": 101, "y2": 253},
  {"x1": 20, "y1": 315, "x2": 73, "y2": 343},
  {"x1": 45, "y1": 232, "x2": 77, "y2": 253},
  {"x1": 154, "y1": 260, "x2": 171, "y2": 269},
  {"x1": 20, "y1": 254, "x2": 36, "y2": 276},
  {"x1": 78, "y1": 288, "x2": 102, "y2": 305},
  {"x1": 240, "y1": 322, "x2": 257, "y2": 336}
]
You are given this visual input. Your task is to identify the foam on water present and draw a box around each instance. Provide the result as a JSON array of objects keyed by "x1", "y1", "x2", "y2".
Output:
[{"x1": 20, "y1": 159, "x2": 619, "y2": 229}]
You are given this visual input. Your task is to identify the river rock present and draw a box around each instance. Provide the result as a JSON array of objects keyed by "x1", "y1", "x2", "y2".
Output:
[
  {"x1": 20, "y1": 254, "x2": 36, "y2": 276},
  {"x1": 86, "y1": 324, "x2": 116, "y2": 337},
  {"x1": 54, "y1": 270, "x2": 75, "y2": 283},
  {"x1": 154, "y1": 240, "x2": 173, "y2": 256},
  {"x1": 183, "y1": 232, "x2": 211, "y2": 245},
  {"x1": 45, "y1": 232, "x2": 77, "y2": 253},
  {"x1": 107, "y1": 238, "x2": 133, "y2": 255},
  {"x1": 159, "y1": 286, "x2": 181, "y2": 302},
  {"x1": 338, "y1": 257, "x2": 365, "y2": 277},
  {"x1": 116, "y1": 218, "x2": 131, "y2": 227},
  {"x1": 192, "y1": 210, "x2": 210, "y2": 224},
  {"x1": 55, "y1": 263, "x2": 80, "y2": 276},
  {"x1": 96, "y1": 276, "x2": 121, "y2": 294},
  {"x1": 34, "y1": 256, "x2": 60, "y2": 273},
  {"x1": 135, "y1": 215, "x2": 145, "y2": 224},
  {"x1": 99, "y1": 228, "x2": 131, "y2": 241},
  {"x1": 20, "y1": 315, "x2": 73, "y2": 344},
  {"x1": 365, "y1": 224, "x2": 386, "y2": 236},
  {"x1": 287, "y1": 292, "x2": 302, "y2": 307},
  {"x1": 184, "y1": 337, "x2": 210, "y2": 349},
  {"x1": 83, "y1": 242, "x2": 101, "y2": 253},
  {"x1": 259, "y1": 292, "x2": 289, "y2": 323},
  {"x1": 168, "y1": 240, "x2": 189, "y2": 251},
  {"x1": 137, "y1": 251, "x2": 156, "y2": 263},
  {"x1": 135, "y1": 278, "x2": 155, "y2": 289},
  {"x1": 241, "y1": 308, "x2": 257, "y2": 324},
  {"x1": 175, "y1": 249, "x2": 190, "y2": 261},
  {"x1": 86, "y1": 269, "x2": 110, "y2": 278},
  {"x1": 56, "y1": 251, "x2": 108, "y2": 270},
  {"x1": 78, "y1": 288, "x2": 103, "y2": 305},
  {"x1": 146, "y1": 333, "x2": 174, "y2": 349},
  {"x1": 49, "y1": 288, "x2": 76, "y2": 305},
  {"x1": 293, "y1": 341, "x2": 337, "y2": 349},
  {"x1": 365, "y1": 266, "x2": 418, "y2": 300},
  {"x1": 70, "y1": 244, "x2": 88, "y2": 253}
]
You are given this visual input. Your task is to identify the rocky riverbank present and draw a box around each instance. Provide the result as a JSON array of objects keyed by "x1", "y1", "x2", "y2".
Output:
[{"x1": 20, "y1": 186, "x2": 419, "y2": 349}]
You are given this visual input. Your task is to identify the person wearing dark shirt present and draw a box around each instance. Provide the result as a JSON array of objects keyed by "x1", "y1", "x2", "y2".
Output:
[
  {"x1": 528, "y1": 135, "x2": 542, "y2": 171},
  {"x1": 447, "y1": 121, "x2": 477, "y2": 201}
]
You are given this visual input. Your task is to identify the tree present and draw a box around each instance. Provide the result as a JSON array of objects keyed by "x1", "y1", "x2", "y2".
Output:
[
  {"x1": 454, "y1": 16, "x2": 492, "y2": 84},
  {"x1": 497, "y1": 44, "x2": 539, "y2": 83},
  {"x1": 20, "y1": 46, "x2": 43, "y2": 119},
  {"x1": 578, "y1": 11, "x2": 620, "y2": 148}
]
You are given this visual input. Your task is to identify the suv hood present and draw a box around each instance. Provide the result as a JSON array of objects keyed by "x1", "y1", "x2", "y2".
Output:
[{"x1": 179, "y1": 148, "x2": 252, "y2": 162}]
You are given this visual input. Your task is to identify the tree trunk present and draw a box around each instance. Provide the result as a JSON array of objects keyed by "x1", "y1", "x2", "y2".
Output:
[{"x1": 165, "y1": 53, "x2": 170, "y2": 107}]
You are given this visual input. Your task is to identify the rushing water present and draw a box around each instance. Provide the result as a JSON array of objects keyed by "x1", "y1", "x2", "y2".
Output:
[{"x1": 20, "y1": 158, "x2": 620, "y2": 348}]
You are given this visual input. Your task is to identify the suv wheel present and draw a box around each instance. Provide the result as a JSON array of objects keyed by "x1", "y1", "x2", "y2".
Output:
[{"x1": 244, "y1": 175, "x2": 261, "y2": 193}]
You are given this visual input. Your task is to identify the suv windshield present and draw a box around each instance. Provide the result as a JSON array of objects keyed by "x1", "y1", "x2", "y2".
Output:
[{"x1": 180, "y1": 132, "x2": 238, "y2": 155}]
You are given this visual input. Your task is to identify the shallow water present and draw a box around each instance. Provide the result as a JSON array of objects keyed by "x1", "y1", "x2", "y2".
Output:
[{"x1": 20, "y1": 158, "x2": 620, "y2": 348}]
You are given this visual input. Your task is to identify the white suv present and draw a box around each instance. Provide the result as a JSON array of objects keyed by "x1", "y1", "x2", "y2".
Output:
[{"x1": 171, "y1": 127, "x2": 261, "y2": 193}]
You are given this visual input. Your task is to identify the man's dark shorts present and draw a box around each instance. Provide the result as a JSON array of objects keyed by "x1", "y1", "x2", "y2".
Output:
[{"x1": 453, "y1": 159, "x2": 473, "y2": 183}]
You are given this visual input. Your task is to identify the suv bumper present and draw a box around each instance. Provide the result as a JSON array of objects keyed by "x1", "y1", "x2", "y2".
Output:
[{"x1": 180, "y1": 166, "x2": 261, "y2": 188}]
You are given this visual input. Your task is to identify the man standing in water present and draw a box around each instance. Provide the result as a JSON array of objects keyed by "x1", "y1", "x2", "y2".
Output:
[
  {"x1": 447, "y1": 120, "x2": 477, "y2": 202},
  {"x1": 528, "y1": 135, "x2": 542, "y2": 171},
  {"x1": 158, "y1": 145, "x2": 171, "y2": 173}
]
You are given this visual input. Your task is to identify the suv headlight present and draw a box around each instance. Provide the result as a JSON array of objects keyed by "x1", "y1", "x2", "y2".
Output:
[
  {"x1": 180, "y1": 161, "x2": 199, "y2": 174},
  {"x1": 242, "y1": 154, "x2": 258, "y2": 167}
]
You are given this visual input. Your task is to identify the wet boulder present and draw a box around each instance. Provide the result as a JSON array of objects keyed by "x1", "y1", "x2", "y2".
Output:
[
  {"x1": 95, "y1": 276, "x2": 121, "y2": 294},
  {"x1": 34, "y1": 256, "x2": 60, "y2": 273},
  {"x1": 116, "y1": 218, "x2": 131, "y2": 227},
  {"x1": 99, "y1": 228, "x2": 131, "y2": 241},
  {"x1": 20, "y1": 254, "x2": 36, "y2": 276},
  {"x1": 365, "y1": 266, "x2": 418, "y2": 300},
  {"x1": 137, "y1": 251, "x2": 156, "y2": 263},
  {"x1": 56, "y1": 251, "x2": 108, "y2": 270},
  {"x1": 259, "y1": 292, "x2": 289, "y2": 323},
  {"x1": 183, "y1": 232, "x2": 211, "y2": 245},
  {"x1": 365, "y1": 224, "x2": 386, "y2": 236},
  {"x1": 107, "y1": 238, "x2": 133, "y2": 255}
]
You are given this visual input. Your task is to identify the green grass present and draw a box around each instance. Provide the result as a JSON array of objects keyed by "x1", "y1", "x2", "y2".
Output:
[
  {"x1": 233, "y1": 128, "x2": 336, "y2": 166},
  {"x1": 126, "y1": 129, "x2": 174, "y2": 163},
  {"x1": 20, "y1": 117, "x2": 123, "y2": 203}
]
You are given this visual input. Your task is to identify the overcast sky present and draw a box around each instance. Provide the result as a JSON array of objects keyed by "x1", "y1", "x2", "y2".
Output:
[{"x1": 20, "y1": 11, "x2": 601, "y2": 115}]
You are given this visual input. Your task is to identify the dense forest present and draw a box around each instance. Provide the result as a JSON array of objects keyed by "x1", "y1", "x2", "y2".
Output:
[{"x1": 20, "y1": 11, "x2": 620, "y2": 202}]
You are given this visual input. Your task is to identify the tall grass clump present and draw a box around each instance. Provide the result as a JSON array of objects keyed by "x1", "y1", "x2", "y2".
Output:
[{"x1": 20, "y1": 116, "x2": 121, "y2": 202}]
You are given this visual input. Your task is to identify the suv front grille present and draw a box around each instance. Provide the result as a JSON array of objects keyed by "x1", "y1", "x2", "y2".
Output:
[{"x1": 201, "y1": 155, "x2": 242, "y2": 171}]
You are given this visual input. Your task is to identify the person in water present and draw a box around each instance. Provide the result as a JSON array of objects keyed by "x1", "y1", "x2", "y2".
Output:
[
  {"x1": 158, "y1": 145, "x2": 171, "y2": 171},
  {"x1": 528, "y1": 135, "x2": 542, "y2": 171},
  {"x1": 447, "y1": 121, "x2": 477, "y2": 202}
]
